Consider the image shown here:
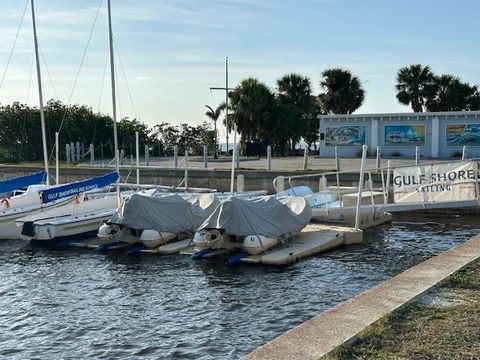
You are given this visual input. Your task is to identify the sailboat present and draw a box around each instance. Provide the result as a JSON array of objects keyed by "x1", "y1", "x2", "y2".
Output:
[
  {"x1": 14, "y1": 0, "x2": 125, "y2": 244},
  {"x1": 0, "y1": 1, "x2": 95, "y2": 240},
  {"x1": 15, "y1": 172, "x2": 120, "y2": 242}
]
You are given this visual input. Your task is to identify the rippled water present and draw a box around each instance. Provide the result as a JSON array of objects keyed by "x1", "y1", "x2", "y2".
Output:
[{"x1": 0, "y1": 213, "x2": 478, "y2": 359}]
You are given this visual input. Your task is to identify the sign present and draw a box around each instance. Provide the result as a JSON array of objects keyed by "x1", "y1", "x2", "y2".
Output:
[
  {"x1": 0, "y1": 171, "x2": 46, "y2": 194},
  {"x1": 40, "y1": 172, "x2": 119, "y2": 204},
  {"x1": 393, "y1": 161, "x2": 478, "y2": 203},
  {"x1": 384, "y1": 125, "x2": 425, "y2": 146}
]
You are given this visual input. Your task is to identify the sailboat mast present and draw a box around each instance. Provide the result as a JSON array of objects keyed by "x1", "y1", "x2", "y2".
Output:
[
  {"x1": 107, "y1": 0, "x2": 120, "y2": 201},
  {"x1": 225, "y1": 57, "x2": 229, "y2": 155},
  {"x1": 30, "y1": 0, "x2": 49, "y2": 187}
]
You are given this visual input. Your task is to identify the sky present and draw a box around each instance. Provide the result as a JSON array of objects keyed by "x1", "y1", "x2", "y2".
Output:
[{"x1": 0, "y1": 0, "x2": 479, "y2": 143}]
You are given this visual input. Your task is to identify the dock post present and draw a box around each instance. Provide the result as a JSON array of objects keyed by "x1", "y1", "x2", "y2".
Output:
[
  {"x1": 120, "y1": 149, "x2": 124, "y2": 165},
  {"x1": 385, "y1": 160, "x2": 392, "y2": 204},
  {"x1": 66, "y1": 143, "x2": 70, "y2": 164},
  {"x1": 376, "y1": 146, "x2": 381, "y2": 169},
  {"x1": 144, "y1": 145, "x2": 149, "y2": 166},
  {"x1": 90, "y1": 143, "x2": 94, "y2": 164},
  {"x1": 236, "y1": 147, "x2": 240, "y2": 169},
  {"x1": 462, "y1": 146, "x2": 468, "y2": 160},
  {"x1": 237, "y1": 174, "x2": 244, "y2": 192},
  {"x1": 319, "y1": 175, "x2": 327, "y2": 191},
  {"x1": 267, "y1": 145, "x2": 272, "y2": 171},
  {"x1": 173, "y1": 145, "x2": 178, "y2": 169},
  {"x1": 184, "y1": 143, "x2": 189, "y2": 190},
  {"x1": 76, "y1": 141, "x2": 80, "y2": 161},
  {"x1": 415, "y1": 146, "x2": 420, "y2": 165},
  {"x1": 334, "y1": 146, "x2": 340, "y2": 171},
  {"x1": 135, "y1": 131, "x2": 140, "y2": 185},
  {"x1": 303, "y1": 148, "x2": 308, "y2": 170},
  {"x1": 275, "y1": 176, "x2": 285, "y2": 193},
  {"x1": 354, "y1": 145, "x2": 368, "y2": 231},
  {"x1": 55, "y1": 132, "x2": 59, "y2": 185},
  {"x1": 203, "y1": 145, "x2": 208, "y2": 169},
  {"x1": 70, "y1": 142, "x2": 75, "y2": 162}
]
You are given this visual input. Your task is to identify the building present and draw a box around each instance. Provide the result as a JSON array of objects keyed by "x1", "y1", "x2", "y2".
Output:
[{"x1": 318, "y1": 110, "x2": 480, "y2": 158}]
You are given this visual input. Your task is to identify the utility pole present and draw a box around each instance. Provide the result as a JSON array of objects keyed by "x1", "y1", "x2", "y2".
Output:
[{"x1": 210, "y1": 57, "x2": 234, "y2": 156}]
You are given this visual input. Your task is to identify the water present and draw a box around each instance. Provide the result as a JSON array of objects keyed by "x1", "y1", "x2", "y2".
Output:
[{"x1": 0, "y1": 213, "x2": 478, "y2": 359}]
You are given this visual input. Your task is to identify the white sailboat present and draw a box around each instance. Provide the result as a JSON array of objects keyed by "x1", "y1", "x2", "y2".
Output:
[
  {"x1": 14, "y1": 0, "x2": 126, "y2": 244},
  {"x1": 0, "y1": 0, "x2": 83, "y2": 239}
]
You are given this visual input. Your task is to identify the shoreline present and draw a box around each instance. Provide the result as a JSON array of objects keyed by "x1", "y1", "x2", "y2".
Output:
[{"x1": 242, "y1": 233, "x2": 480, "y2": 360}]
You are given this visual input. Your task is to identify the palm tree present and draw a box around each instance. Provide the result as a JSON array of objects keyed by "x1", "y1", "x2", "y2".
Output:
[
  {"x1": 228, "y1": 78, "x2": 277, "y2": 144},
  {"x1": 318, "y1": 68, "x2": 365, "y2": 114},
  {"x1": 426, "y1": 74, "x2": 480, "y2": 112},
  {"x1": 277, "y1": 73, "x2": 313, "y2": 154},
  {"x1": 395, "y1": 64, "x2": 434, "y2": 112},
  {"x1": 204, "y1": 103, "x2": 225, "y2": 158}
]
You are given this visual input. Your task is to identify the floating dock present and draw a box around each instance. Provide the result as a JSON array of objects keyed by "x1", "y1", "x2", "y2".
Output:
[
  {"x1": 65, "y1": 211, "x2": 390, "y2": 264},
  {"x1": 140, "y1": 238, "x2": 195, "y2": 254},
  {"x1": 181, "y1": 223, "x2": 363, "y2": 266}
]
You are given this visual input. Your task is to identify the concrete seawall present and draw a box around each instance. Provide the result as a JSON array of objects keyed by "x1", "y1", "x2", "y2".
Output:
[
  {"x1": 0, "y1": 165, "x2": 373, "y2": 193},
  {"x1": 242, "y1": 234, "x2": 480, "y2": 360}
]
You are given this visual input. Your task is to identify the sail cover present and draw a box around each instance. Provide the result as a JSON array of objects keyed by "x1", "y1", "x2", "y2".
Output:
[
  {"x1": 40, "y1": 172, "x2": 118, "y2": 204},
  {"x1": 0, "y1": 171, "x2": 46, "y2": 194},
  {"x1": 110, "y1": 193, "x2": 220, "y2": 233},
  {"x1": 198, "y1": 195, "x2": 312, "y2": 238}
]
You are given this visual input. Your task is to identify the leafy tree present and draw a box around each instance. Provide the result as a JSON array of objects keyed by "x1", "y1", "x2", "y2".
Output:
[
  {"x1": 319, "y1": 68, "x2": 365, "y2": 114},
  {"x1": 152, "y1": 122, "x2": 180, "y2": 156},
  {"x1": 396, "y1": 64, "x2": 434, "y2": 112}
]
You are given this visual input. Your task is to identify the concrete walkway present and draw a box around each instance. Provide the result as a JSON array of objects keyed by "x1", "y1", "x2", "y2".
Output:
[
  {"x1": 115, "y1": 156, "x2": 437, "y2": 172},
  {"x1": 242, "y1": 234, "x2": 480, "y2": 360}
]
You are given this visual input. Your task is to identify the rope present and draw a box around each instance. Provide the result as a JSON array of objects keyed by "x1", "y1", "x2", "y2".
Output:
[
  {"x1": 47, "y1": 0, "x2": 104, "y2": 163},
  {"x1": 97, "y1": 50, "x2": 110, "y2": 112},
  {"x1": 0, "y1": 0, "x2": 29, "y2": 93},
  {"x1": 26, "y1": 53, "x2": 34, "y2": 103},
  {"x1": 38, "y1": 43, "x2": 58, "y2": 99},
  {"x1": 114, "y1": 39, "x2": 138, "y2": 119}
]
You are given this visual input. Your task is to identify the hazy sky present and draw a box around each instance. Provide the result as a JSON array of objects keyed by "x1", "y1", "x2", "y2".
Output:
[{"x1": 0, "y1": 0, "x2": 479, "y2": 142}]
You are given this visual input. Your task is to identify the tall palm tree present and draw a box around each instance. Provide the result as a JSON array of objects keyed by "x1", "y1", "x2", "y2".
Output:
[
  {"x1": 277, "y1": 73, "x2": 313, "y2": 154},
  {"x1": 426, "y1": 74, "x2": 480, "y2": 112},
  {"x1": 204, "y1": 103, "x2": 225, "y2": 158},
  {"x1": 318, "y1": 68, "x2": 365, "y2": 114},
  {"x1": 395, "y1": 64, "x2": 434, "y2": 112},
  {"x1": 228, "y1": 78, "x2": 276, "y2": 144}
]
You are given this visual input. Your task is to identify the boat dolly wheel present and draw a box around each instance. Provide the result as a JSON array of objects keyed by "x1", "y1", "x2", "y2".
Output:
[
  {"x1": 204, "y1": 229, "x2": 223, "y2": 249},
  {"x1": 106, "y1": 224, "x2": 122, "y2": 243}
]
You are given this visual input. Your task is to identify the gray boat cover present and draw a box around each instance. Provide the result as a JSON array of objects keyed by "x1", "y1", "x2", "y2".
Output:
[
  {"x1": 110, "y1": 193, "x2": 220, "y2": 233},
  {"x1": 198, "y1": 195, "x2": 312, "y2": 238}
]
